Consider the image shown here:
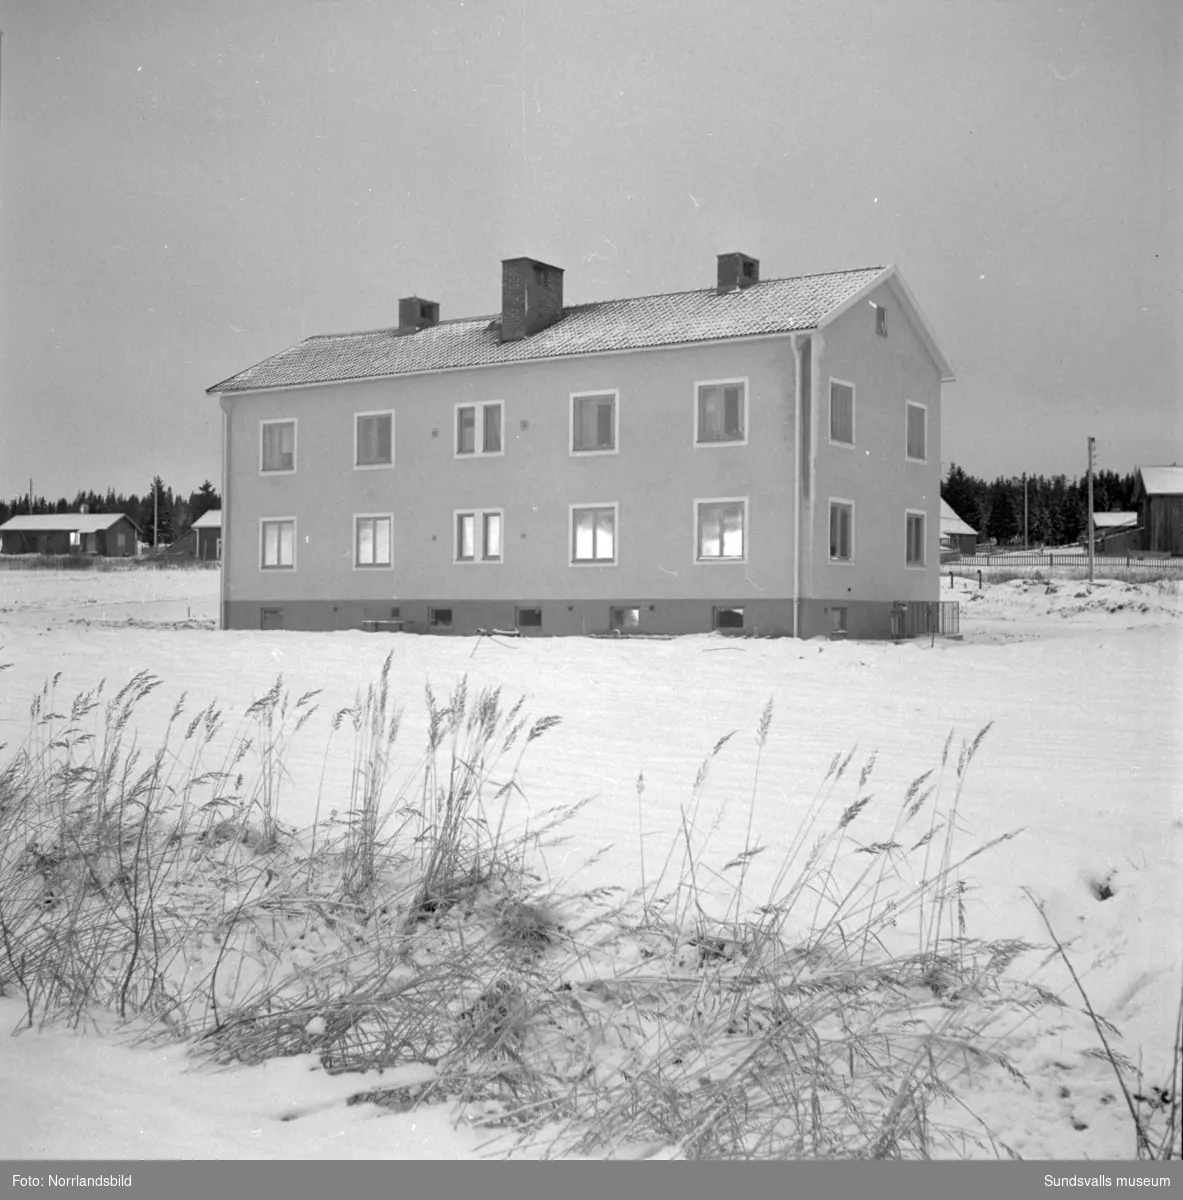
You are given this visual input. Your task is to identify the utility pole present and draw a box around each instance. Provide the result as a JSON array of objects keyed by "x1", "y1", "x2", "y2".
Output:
[
  {"x1": 154, "y1": 481, "x2": 159, "y2": 548},
  {"x1": 1012, "y1": 472, "x2": 1022, "y2": 549},
  {"x1": 1087, "y1": 437, "x2": 1095, "y2": 584}
]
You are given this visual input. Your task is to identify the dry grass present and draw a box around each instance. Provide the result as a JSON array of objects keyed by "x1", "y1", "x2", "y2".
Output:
[{"x1": 0, "y1": 657, "x2": 1175, "y2": 1160}]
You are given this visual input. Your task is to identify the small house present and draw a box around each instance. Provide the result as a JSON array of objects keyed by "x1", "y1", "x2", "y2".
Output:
[
  {"x1": 192, "y1": 510, "x2": 222, "y2": 560},
  {"x1": 0, "y1": 511, "x2": 140, "y2": 557},
  {"x1": 940, "y1": 499, "x2": 978, "y2": 556},
  {"x1": 1131, "y1": 466, "x2": 1183, "y2": 556},
  {"x1": 1091, "y1": 512, "x2": 1138, "y2": 557}
]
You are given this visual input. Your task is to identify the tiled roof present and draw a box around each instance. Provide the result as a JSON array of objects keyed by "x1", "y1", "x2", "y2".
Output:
[
  {"x1": 208, "y1": 268, "x2": 890, "y2": 394},
  {"x1": 1137, "y1": 466, "x2": 1183, "y2": 496},
  {"x1": 0, "y1": 513, "x2": 134, "y2": 534},
  {"x1": 940, "y1": 499, "x2": 977, "y2": 536}
]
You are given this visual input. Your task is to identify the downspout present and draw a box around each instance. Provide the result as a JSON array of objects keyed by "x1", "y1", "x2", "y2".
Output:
[
  {"x1": 219, "y1": 394, "x2": 230, "y2": 631},
  {"x1": 790, "y1": 335, "x2": 802, "y2": 639},
  {"x1": 809, "y1": 331, "x2": 824, "y2": 599}
]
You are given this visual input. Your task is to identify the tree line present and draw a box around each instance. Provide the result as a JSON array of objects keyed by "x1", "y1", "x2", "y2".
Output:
[
  {"x1": 942, "y1": 464, "x2": 1138, "y2": 547},
  {"x1": 0, "y1": 479, "x2": 220, "y2": 548}
]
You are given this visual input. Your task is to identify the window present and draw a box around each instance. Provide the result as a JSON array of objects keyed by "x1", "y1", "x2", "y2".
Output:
[
  {"x1": 455, "y1": 402, "x2": 504, "y2": 457},
  {"x1": 830, "y1": 607, "x2": 848, "y2": 634},
  {"x1": 695, "y1": 379, "x2": 747, "y2": 445},
  {"x1": 355, "y1": 514, "x2": 392, "y2": 568},
  {"x1": 906, "y1": 510, "x2": 926, "y2": 567},
  {"x1": 260, "y1": 518, "x2": 296, "y2": 570},
  {"x1": 906, "y1": 402, "x2": 927, "y2": 462},
  {"x1": 429, "y1": 608, "x2": 453, "y2": 628},
  {"x1": 714, "y1": 606, "x2": 745, "y2": 631},
  {"x1": 261, "y1": 420, "x2": 296, "y2": 473},
  {"x1": 355, "y1": 411, "x2": 393, "y2": 468},
  {"x1": 611, "y1": 606, "x2": 641, "y2": 633},
  {"x1": 69, "y1": 530, "x2": 81, "y2": 547},
  {"x1": 260, "y1": 607, "x2": 284, "y2": 630},
  {"x1": 114, "y1": 531, "x2": 125, "y2": 552},
  {"x1": 829, "y1": 381, "x2": 854, "y2": 446},
  {"x1": 696, "y1": 499, "x2": 746, "y2": 562},
  {"x1": 875, "y1": 305, "x2": 887, "y2": 337},
  {"x1": 829, "y1": 500, "x2": 853, "y2": 562},
  {"x1": 516, "y1": 607, "x2": 543, "y2": 629},
  {"x1": 571, "y1": 504, "x2": 617, "y2": 564},
  {"x1": 454, "y1": 509, "x2": 503, "y2": 562},
  {"x1": 571, "y1": 391, "x2": 617, "y2": 454}
]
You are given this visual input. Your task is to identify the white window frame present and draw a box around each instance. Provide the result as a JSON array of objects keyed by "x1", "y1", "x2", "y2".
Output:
[
  {"x1": 453, "y1": 508, "x2": 504, "y2": 563},
  {"x1": 694, "y1": 496, "x2": 748, "y2": 564},
  {"x1": 828, "y1": 379, "x2": 856, "y2": 448},
  {"x1": 693, "y1": 376, "x2": 749, "y2": 447},
  {"x1": 569, "y1": 501, "x2": 619, "y2": 565},
  {"x1": 259, "y1": 419, "x2": 298, "y2": 475},
  {"x1": 259, "y1": 517, "x2": 297, "y2": 571},
  {"x1": 354, "y1": 410, "x2": 395, "y2": 470},
  {"x1": 454, "y1": 401, "x2": 505, "y2": 459},
  {"x1": 569, "y1": 390, "x2": 619, "y2": 457},
  {"x1": 353, "y1": 512, "x2": 393, "y2": 570},
  {"x1": 828, "y1": 498, "x2": 855, "y2": 564},
  {"x1": 905, "y1": 508, "x2": 927, "y2": 569},
  {"x1": 905, "y1": 400, "x2": 928, "y2": 463}
]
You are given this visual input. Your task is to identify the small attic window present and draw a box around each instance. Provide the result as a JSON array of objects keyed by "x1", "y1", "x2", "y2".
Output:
[{"x1": 875, "y1": 304, "x2": 887, "y2": 336}]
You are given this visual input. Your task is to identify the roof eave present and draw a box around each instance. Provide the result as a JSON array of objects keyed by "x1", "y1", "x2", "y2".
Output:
[{"x1": 205, "y1": 327, "x2": 820, "y2": 397}]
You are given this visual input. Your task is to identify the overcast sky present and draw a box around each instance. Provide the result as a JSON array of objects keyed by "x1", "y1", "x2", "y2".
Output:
[{"x1": 1, "y1": 0, "x2": 1178, "y2": 502}]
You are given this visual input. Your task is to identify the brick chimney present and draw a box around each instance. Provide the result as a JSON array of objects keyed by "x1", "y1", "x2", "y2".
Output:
[
  {"x1": 501, "y1": 257, "x2": 564, "y2": 342},
  {"x1": 716, "y1": 252, "x2": 760, "y2": 294},
  {"x1": 397, "y1": 296, "x2": 440, "y2": 335}
]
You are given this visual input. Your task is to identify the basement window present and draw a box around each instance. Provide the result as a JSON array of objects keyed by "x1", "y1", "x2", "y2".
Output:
[
  {"x1": 611, "y1": 606, "x2": 641, "y2": 633},
  {"x1": 429, "y1": 608, "x2": 453, "y2": 628},
  {"x1": 713, "y1": 606, "x2": 745, "y2": 631},
  {"x1": 830, "y1": 607, "x2": 848, "y2": 635},
  {"x1": 516, "y1": 607, "x2": 543, "y2": 629}
]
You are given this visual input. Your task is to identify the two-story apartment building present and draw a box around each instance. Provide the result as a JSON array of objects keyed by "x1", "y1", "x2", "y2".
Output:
[{"x1": 206, "y1": 252, "x2": 954, "y2": 639}]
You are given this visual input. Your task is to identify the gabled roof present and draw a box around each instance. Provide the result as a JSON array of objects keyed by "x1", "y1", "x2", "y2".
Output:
[
  {"x1": 940, "y1": 499, "x2": 977, "y2": 536},
  {"x1": 1133, "y1": 466, "x2": 1183, "y2": 498},
  {"x1": 1091, "y1": 512, "x2": 1137, "y2": 530},
  {"x1": 207, "y1": 264, "x2": 954, "y2": 395},
  {"x1": 191, "y1": 510, "x2": 222, "y2": 529},
  {"x1": 0, "y1": 512, "x2": 139, "y2": 535}
]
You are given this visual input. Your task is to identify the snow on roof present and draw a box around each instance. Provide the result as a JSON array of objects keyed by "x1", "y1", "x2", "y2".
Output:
[
  {"x1": 0, "y1": 512, "x2": 137, "y2": 535},
  {"x1": 207, "y1": 264, "x2": 955, "y2": 394},
  {"x1": 1092, "y1": 512, "x2": 1137, "y2": 529},
  {"x1": 940, "y1": 499, "x2": 977, "y2": 536},
  {"x1": 1136, "y1": 465, "x2": 1183, "y2": 496},
  {"x1": 191, "y1": 510, "x2": 222, "y2": 529}
]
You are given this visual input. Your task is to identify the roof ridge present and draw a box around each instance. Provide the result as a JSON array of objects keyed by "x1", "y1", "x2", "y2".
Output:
[
  {"x1": 572, "y1": 265, "x2": 888, "y2": 309},
  {"x1": 299, "y1": 267, "x2": 889, "y2": 344}
]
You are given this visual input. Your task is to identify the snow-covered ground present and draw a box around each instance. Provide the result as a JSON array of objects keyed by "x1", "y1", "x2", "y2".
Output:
[{"x1": 0, "y1": 567, "x2": 1179, "y2": 1160}]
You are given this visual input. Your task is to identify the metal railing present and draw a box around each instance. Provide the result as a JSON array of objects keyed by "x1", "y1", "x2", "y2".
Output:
[{"x1": 891, "y1": 600, "x2": 960, "y2": 639}]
